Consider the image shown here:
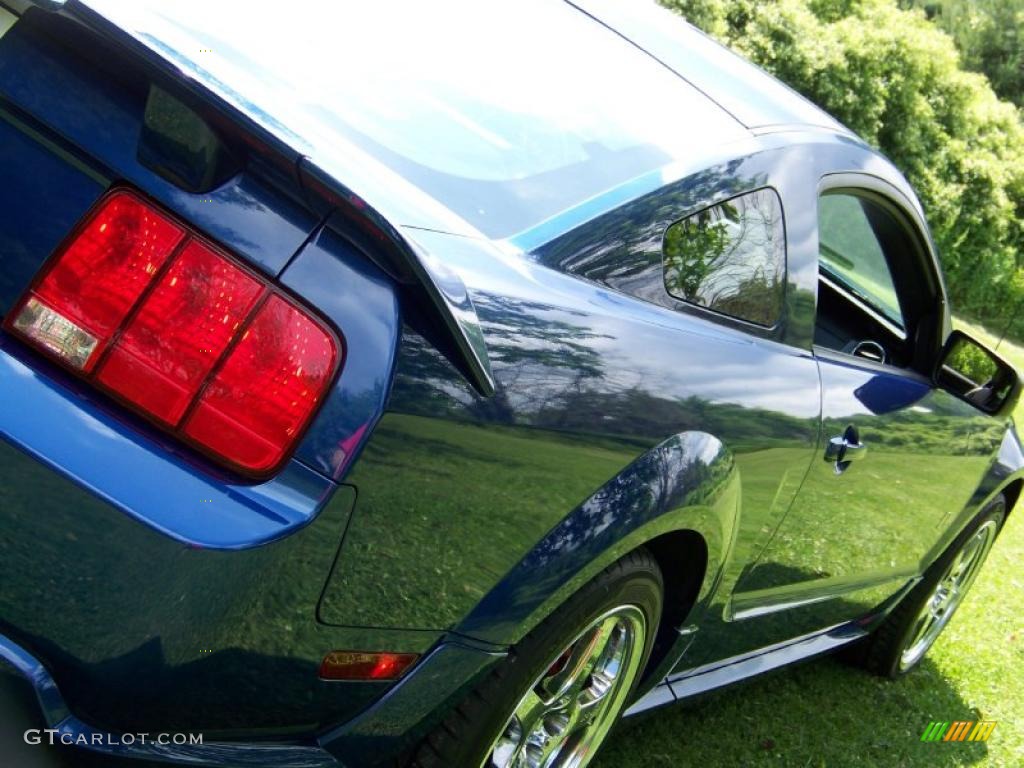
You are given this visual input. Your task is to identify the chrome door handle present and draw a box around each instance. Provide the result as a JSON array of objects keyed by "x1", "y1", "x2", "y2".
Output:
[{"x1": 824, "y1": 426, "x2": 866, "y2": 473}]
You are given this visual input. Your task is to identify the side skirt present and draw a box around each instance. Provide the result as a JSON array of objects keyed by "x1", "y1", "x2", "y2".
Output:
[
  {"x1": 624, "y1": 575, "x2": 922, "y2": 718},
  {"x1": 624, "y1": 622, "x2": 866, "y2": 718}
]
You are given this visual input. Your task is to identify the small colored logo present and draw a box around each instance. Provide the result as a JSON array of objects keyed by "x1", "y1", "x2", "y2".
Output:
[{"x1": 920, "y1": 721, "x2": 997, "y2": 742}]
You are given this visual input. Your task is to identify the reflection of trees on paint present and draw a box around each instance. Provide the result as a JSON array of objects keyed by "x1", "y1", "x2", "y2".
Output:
[
  {"x1": 391, "y1": 313, "x2": 993, "y2": 457},
  {"x1": 663, "y1": 188, "x2": 785, "y2": 326},
  {"x1": 468, "y1": 294, "x2": 610, "y2": 423},
  {"x1": 391, "y1": 294, "x2": 611, "y2": 424},
  {"x1": 525, "y1": 433, "x2": 735, "y2": 569}
]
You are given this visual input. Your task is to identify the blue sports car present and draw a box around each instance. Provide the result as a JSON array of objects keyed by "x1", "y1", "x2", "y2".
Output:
[{"x1": 0, "y1": 1, "x2": 1020, "y2": 766}]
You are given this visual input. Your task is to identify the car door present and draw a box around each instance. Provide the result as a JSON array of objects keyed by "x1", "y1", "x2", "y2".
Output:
[{"x1": 727, "y1": 176, "x2": 983, "y2": 639}]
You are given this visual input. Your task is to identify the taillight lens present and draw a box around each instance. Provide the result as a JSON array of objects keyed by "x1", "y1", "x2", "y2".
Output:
[
  {"x1": 14, "y1": 193, "x2": 184, "y2": 370},
  {"x1": 183, "y1": 295, "x2": 337, "y2": 471},
  {"x1": 5, "y1": 189, "x2": 341, "y2": 475}
]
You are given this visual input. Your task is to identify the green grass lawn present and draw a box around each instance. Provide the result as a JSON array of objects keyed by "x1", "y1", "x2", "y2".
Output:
[
  {"x1": 597, "y1": 508, "x2": 1024, "y2": 767},
  {"x1": 597, "y1": 320, "x2": 1024, "y2": 767}
]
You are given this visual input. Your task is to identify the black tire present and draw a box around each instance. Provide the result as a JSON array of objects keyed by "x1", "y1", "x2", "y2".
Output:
[
  {"x1": 409, "y1": 549, "x2": 663, "y2": 768},
  {"x1": 860, "y1": 495, "x2": 1005, "y2": 678}
]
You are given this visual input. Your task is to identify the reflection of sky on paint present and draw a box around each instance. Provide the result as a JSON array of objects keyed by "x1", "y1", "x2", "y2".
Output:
[
  {"x1": 543, "y1": 303, "x2": 815, "y2": 415},
  {"x1": 696, "y1": 437, "x2": 725, "y2": 466},
  {"x1": 83, "y1": 0, "x2": 744, "y2": 237}
]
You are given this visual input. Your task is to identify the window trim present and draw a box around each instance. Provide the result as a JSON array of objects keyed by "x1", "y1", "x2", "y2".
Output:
[
  {"x1": 660, "y1": 185, "x2": 788, "y2": 330},
  {"x1": 818, "y1": 271, "x2": 907, "y2": 341},
  {"x1": 812, "y1": 343, "x2": 934, "y2": 387}
]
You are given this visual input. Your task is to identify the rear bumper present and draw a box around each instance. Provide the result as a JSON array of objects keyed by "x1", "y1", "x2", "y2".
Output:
[
  {"x1": 0, "y1": 337, "x2": 359, "y2": 731},
  {"x1": 1, "y1": 631, "x2": 505, "y2": 767},
  {"x1": 1, "y1": 632, "x2": 338, "y2": 766}
]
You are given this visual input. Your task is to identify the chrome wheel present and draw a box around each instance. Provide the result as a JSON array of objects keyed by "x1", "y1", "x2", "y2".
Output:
[
  {"x1": 483, "y1": 605, "x2": 647, "y2": 768},
  {"x1": 899, "y1": 519, "x2": 999, "y2": 670}
]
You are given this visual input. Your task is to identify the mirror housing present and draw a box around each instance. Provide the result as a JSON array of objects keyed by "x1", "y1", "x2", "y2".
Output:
[{"x1": 934, "y1": 330, "x2": 1020, "y2": 416}]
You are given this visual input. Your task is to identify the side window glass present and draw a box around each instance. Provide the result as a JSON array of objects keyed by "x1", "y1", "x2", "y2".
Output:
[
  {"x1": 818, "y1": 195, "x2": 905, "y2": 331},
  {"x1": 663, "y1": 188, "x2": 786, "y2": 326}
]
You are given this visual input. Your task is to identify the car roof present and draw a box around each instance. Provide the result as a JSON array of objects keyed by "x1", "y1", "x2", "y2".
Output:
[
  {"x1": 80, "y1": 0, "x2": 855, "y2": 242},
  {"x1": 572, "y1": 0, "x2": 853, "y2": 134},
  {"x1": 80, "y1": 0, "x2": 760, "y2": 236}
]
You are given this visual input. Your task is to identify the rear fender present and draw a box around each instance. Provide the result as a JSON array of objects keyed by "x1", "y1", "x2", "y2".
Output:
[{"x1": 455, "y1": 432, "x2": 740, "y2": 646}]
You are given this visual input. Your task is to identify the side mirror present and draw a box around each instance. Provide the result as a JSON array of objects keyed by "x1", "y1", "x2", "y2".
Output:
[{"x1": 934, "y1": 330, "x2": 1020, "y2": 416}]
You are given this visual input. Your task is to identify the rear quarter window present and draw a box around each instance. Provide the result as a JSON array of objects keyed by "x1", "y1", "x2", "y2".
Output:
[{"x1": 663, "y1": 188, "x2": 786, "y2": 326}]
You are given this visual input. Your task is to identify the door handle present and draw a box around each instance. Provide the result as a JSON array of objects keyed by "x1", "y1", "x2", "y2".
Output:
[{"x1": 824, "y1": 425, "x2": 867, "y2": 474}]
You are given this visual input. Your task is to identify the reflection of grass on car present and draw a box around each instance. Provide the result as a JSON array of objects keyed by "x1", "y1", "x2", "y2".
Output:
[
  {"x1": 324, "y1": 415, "x2": 643, "y2": 629},
  {"x1": 601, "y1": 319, "x2": 1024, "y2": 767},
  {"x1": 758, "y1": 452, "x2": 986, "y2": 579}
]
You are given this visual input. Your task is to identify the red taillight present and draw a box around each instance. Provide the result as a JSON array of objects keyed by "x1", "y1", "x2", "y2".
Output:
[
  {"x1": 184, "y1": 295, "x2": 337, "y2": 471},
  {"x1": 15, "y1": 192, "x2": 184, "y2": 370},
  {"x1": 97, "y1": 241, "x2": 264, "y2": 424},
  {"x1": 318, "y1": 651, "x2": 419, "y2": 681},
  {"x1": 5, "y1": 189, "x2": 341, "y2": 474}
]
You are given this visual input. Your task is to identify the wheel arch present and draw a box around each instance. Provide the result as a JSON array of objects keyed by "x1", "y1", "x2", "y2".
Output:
[
  {"x1": 635, "y1": 528, "x2": 709, "y2": 688},
  {"x1": 453, "y1": 431, "x2": 739, "y2": 654},
  {"x1": 1000, "y1": 477, "x2": 1022, "y2": 521},
  {"x1": 924, "y1": 424, "x2": 1024, "y2": 571}
]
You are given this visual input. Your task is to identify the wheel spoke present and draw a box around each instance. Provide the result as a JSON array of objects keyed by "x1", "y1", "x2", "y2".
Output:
[
  {"x1": 482, "y1": 605, "x2": 648, "y2": 768},
  {"x1": 947, "y1": 549, "x2": 970, "y2": 581},
  {"x1": 538, "y1": 620, "x2": 611, "y2": 703},
  {"x1": 899, "y1": 520, "x2": 999, "y2": 671},
  {"x1": 573, "y1": 620, "x2": 620, "y2": 697},
  {"x1": 513, "y1": 689, "x2": 546, "y2": 735},
  {"x1": 906, "y1": 610, "x2": 934, "y2": 652},
  {"x1": 490, "y1": 716, "x2": 525, "y2": 768}
]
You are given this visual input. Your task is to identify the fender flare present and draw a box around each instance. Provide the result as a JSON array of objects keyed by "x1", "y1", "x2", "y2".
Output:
[
  {"x1": 923, "y1": 424, "x2": 1024, "y2": 570},
  {"x1": 454, "y1": 431, "x2": 741, "y2": 646}
]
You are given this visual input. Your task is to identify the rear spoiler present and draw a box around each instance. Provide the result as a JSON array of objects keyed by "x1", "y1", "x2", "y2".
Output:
[
  {"x1": 295, "y1": 159, "x2": 496, "y2": 397},
  {"x1": 10, "y1": 0, "x2": 495, "y2": 396}
]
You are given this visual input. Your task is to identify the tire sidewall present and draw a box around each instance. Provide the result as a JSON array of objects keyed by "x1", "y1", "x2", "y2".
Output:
[{"x1": 884, "y1": 497, "x2": 1006, "y2": 677}]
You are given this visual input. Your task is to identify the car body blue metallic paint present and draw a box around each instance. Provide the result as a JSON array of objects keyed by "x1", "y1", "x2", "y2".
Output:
[
  {"x1": 0, "y1": 18, "x2": 317, "y2": 278},
  {"x1": 0, "y1": 2, "x2": 1022, "y2": 767}
]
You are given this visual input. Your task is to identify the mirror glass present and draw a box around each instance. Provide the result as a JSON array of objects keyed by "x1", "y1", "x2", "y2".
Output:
[{"x1": 937, "y1": 332, "x2": 1018, "y2": 414}]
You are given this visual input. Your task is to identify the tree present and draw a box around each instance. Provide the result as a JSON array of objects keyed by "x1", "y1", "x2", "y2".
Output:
[{"x1": 901, "y1": 0, "x2": 1024, "y2": 108}]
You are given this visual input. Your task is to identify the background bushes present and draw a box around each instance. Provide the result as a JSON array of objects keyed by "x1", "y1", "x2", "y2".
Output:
[{"x1": 659, "y1": 0, "x2": 1024, "y2": 340}]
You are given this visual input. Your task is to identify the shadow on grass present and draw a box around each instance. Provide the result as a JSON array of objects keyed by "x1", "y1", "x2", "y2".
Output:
[{"x1": 597, "y1": 654, "x2": 990, "y2": 767}]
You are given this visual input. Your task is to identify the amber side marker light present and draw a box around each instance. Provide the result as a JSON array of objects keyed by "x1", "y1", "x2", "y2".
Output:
[
  {"x1": 4, "y1": 188, "x2": 342, "y2": 475},
  {"x1": 319, "y1": 651, "x2": 420, "y2": 681}
]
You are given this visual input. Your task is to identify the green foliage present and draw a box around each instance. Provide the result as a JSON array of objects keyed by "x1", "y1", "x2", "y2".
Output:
[
  {"x1": 902, "y1": 0, "x2": 1024, "y2": 108},
  {"x1": 663, "y1": 204, "x2": 735, "y2": 302},
  {"x1": 659, "y1": 0, "x2": 1024, "y2": 340},
  {"x1": 948, "y1": 336, "x2": 999, "y2": 383}
]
